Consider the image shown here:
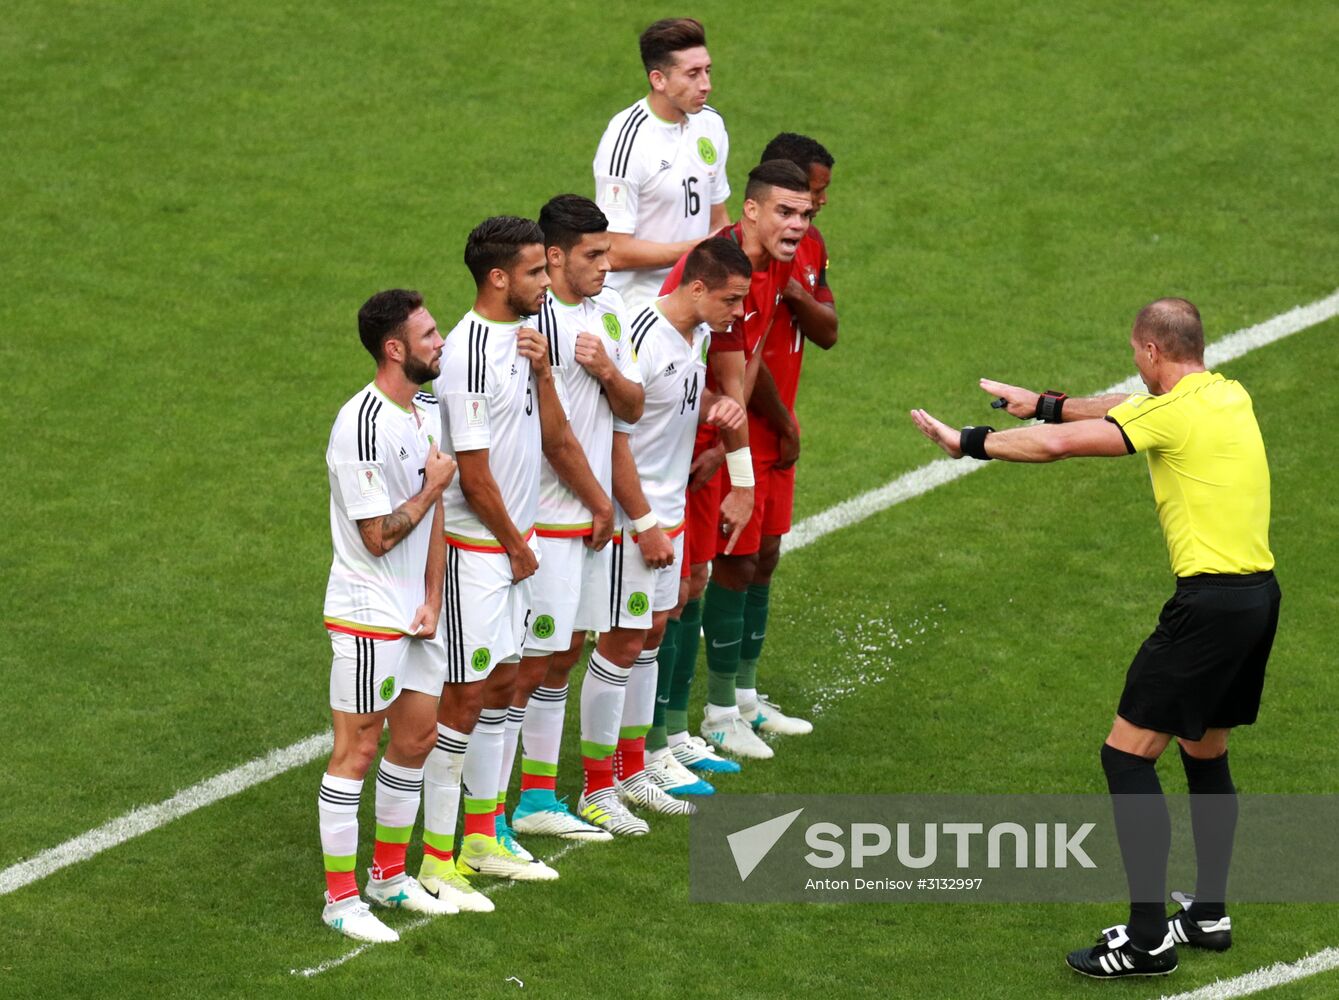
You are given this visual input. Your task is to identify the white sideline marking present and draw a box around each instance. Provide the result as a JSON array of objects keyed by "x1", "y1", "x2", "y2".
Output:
[
  {"x1": 782, "y1": 287, "x2": 1339, "y2": 554},
  {"x1": 1, "y1": 288, "x2": 1336, "y2": 985},
  {"x1": 0, "y1": 732, "x2": 333, "y2": 897},
  {"x1": 1153, "y1": 947, "x2": 1339, "y2": 1000}
]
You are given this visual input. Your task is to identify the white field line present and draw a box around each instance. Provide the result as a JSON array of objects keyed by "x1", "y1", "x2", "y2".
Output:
[
  {"x1": 0, "y1": 288, "x2": 1335, "y2": 984},
  {"x1": 1154, "y1": 947, "x2": 1339, "y2": 1000},
  {"x1": 0, "y1": 732, "x2": 333, "y2": 896},
  {"x1": 783, "y1": 287, "x2": 1339, "y2": 553}
]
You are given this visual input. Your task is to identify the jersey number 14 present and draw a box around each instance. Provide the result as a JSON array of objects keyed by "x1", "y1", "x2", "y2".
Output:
[{"x1": 680, "y1": 371, "x2": 699, "y2": 414}]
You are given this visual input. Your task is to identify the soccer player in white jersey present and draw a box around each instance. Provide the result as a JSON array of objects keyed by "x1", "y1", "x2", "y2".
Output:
[
  {"x1": 575, "y1": 236, "x2": 751, "y2": 827},
  {"x1": 489, "y1": 195, "x2": 648, "y2": 844},
  {"x1": 594, "y1": 17, "x2": 730, "y2": 312},
  {"x1": 318, "y1": 289, "x2": 460, "y2": 943},
  {"x1": 411, "y1": 217, "x2": 614, "y2": 892}
]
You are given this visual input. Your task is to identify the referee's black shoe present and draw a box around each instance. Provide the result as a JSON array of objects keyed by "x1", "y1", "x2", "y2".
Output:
[
  {"x1": 1066, "y1": 925, "x2": 1178, "y2": 979},
  {"x1": 1167, "y1": 891, "x2": 1233, "y2": 951}
]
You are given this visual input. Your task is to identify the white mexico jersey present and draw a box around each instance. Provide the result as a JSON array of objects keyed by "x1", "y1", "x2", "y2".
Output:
[
  {"x1": 324, "y1": 383, "x2": 437, "y2": 637},
  {"x1": 594, "y1": 98, "x2": 730, "y2": 311},
  {"x1": 621, "y1": 301, "x2": 711, "y2": 529},
  {"x1": 534, "y1": 287, "x2": 643, "y2": 537},
  {"x1": 435, "y1": 311, "x2": 541, "y2": 552}
]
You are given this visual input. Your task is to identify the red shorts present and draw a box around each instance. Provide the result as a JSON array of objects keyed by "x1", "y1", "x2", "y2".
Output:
[{"x1": 685, "y1": 454, "x2": 796, "y2": 566}]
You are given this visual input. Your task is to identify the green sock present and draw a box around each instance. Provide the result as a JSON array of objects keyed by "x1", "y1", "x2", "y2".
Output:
[
  {"x1": 736, "y1": 582, "x2": 770, "y2": 693},
  {"x1": 667, "y1": 597, "x2": 702, "y2": 734},
  {"x1": 703, "y1": 581, "x2": 746, "y2": 709},
  {"x1": 647, "y1": 618, "x2": 679, "y2": 752}
]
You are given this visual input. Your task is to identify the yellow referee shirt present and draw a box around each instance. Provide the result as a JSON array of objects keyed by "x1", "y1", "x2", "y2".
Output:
[{"x1": 1107, "y1": 371, "x2": 1274, "y2": 578}]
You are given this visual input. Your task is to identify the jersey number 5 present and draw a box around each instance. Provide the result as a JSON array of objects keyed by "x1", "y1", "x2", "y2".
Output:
[{"x1": 681, "y1": 176, "x2": 700, "y2": 218}]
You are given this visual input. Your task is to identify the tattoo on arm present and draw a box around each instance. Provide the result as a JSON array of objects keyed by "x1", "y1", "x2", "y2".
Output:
[{"x1": 358, "y1": 505, "x2": 418, "y2": 555}]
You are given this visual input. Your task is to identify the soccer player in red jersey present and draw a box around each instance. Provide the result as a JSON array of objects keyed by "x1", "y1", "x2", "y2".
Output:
[
  {"x1": 734, "y1": 133, "x2": 838, "y2": 738},
  {"x1": 649, "y1": 159, "x2": 812, "y2": 768}
]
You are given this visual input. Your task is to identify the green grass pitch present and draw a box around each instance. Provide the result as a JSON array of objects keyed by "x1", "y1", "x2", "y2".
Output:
[{"x1": 2, "y1": 1, "x2": 1338, "y2": 997}]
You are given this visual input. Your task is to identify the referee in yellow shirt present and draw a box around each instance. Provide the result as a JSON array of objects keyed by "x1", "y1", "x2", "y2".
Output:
[{"x1": 910, "y1": 298, "x2": 1280, "y2": 981}]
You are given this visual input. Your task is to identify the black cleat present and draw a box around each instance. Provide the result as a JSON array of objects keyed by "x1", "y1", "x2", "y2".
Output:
[
  {"x1": 1167, "y1": 891, "x2": 1233, "y2": 951},
  {"x1": 1066, "y1": 925, "x2": 1178, "y2": 979}
]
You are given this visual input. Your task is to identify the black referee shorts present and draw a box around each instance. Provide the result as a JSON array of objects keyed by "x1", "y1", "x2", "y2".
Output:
[{"x1": 1117, "y1": 571, "x2": 1281, "y2": 741}]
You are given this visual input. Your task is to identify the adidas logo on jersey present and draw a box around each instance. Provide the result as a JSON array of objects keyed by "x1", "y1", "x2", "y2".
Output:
[
  {"x1": 659, "y1": 159, "x2": 671, "y2": 171},
  {"x1": 662, "y1": 362, "x2": 677, "y2": 378},
  {"x1": 398, "y1": 446, "x2": 409, "y2": 460}
]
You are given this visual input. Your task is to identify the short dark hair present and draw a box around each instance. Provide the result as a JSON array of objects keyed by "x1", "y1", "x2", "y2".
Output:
[
  {"x1": 759, "y1": 132, "x2": 834, "y2": 171},
  {"x1": 464, "y1": 216, "x2": 546, "y2": 287},
  {"x1": 744, "y1": 159, "x2": 812, "y2": 203},
  {"x1": 538, "y1": 194, "x2": 609, "y2": 253},
  {"x1": 357, "y1": 289, "x2": 423, "y2": 361},
  {"x1": 1134, "y1": 297, "x2": 1204, "y2": 362},
  {"x1": 640, "y1": 18, "x2": 707, "y2": 74},
  {"x1": 681, "y1": 236, "x2": 752, "y2": 289}
]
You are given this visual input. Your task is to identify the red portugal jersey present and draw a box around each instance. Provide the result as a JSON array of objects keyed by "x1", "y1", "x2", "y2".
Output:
[{"x1": 751, "y1": 226, "x2": 832, "y2": 459}]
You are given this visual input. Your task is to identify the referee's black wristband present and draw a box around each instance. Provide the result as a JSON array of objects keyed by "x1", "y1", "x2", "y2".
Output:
[
  {"x1": 1034, "y1": 390, "x2": 1067, "y2": 423},
  {"x1": 959, "y1": 425, "x2": 994, "y2": 460}
]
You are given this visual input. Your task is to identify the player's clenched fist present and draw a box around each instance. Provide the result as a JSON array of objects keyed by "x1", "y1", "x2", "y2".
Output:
[
  {"x1": 506, "y1": 541, "x2": 539, "y2": 584},
  {"x1": 517, "y1": 326, "x2": 551, "y2": 378},
  {"x1": 637, "y1": 523, "x2": 675, "y2": 569},
  {"x1": 424, "y1": 444, "x2": 457, "y2": 493},
  {"x1": 574, "y1": 332, "x2": 615, "y2": 380},
  {"x1": 703, "y1": 395, "x2": 745, "y2": 432}
]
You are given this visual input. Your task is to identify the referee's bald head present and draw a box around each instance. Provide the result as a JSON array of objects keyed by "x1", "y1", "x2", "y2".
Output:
[{"x1": 1134, "y1": 297, "x2": 1204, "y2": 362}]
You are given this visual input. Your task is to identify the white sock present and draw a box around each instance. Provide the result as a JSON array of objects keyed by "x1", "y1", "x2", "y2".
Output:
[
  {"x1": 421, "y1": 724, "x2": 467, "y2": 864},
  {"x1": 736, "y1": 687, "x2": 759, "y2": 712},
  {"x1": 497, "y1": 705, "x2": 526, "y2": 814},
  {"x1": 581, "y1": 650, "x2": 630, "y2": 761},
  {"x1": 619, "y1": 648, "x2": 658, "y2": 737},
  {"x1": 668, "y1": 730, "x2": 689, "y2": 748},
  {"x1": 521, "y1": 684, "x2": 569, "y2": 789},
  {"x1": 372, "y1": 759, "x2": 423, "y2": 879},
  {"x1": 462, "y1": 708, "x2": 506, "y2": 837},
  {"x1": 318, "y1": 773, "x2": 363, "y2": 894}
]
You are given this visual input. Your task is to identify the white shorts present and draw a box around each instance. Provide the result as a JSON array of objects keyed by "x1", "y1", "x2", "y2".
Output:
[
  {"x1": 401, "y1": 629, "x2": 450, "y2": 696},
  {"x1": 441, "y1": 544, "x2": 534, "y2": 683},
  {"x1": 609, "y1": 530, "x2": 685, "y2": 630},
  {"x1": 329, "y1": 631, "x2": 409, "y2": 714},
  {"x1": 524, "y1": 536, "x2": 612, "y2": 654}
]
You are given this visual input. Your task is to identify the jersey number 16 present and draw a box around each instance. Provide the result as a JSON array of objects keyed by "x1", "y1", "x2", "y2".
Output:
[{"x1": 680, "y1": 176, "x2": 700, "y2": 217}]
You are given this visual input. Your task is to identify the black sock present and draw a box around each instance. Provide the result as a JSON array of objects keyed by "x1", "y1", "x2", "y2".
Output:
[
  {"x1": 1101, "y1": 743, "x2": 1170, "y2": 949},
  {"x1": 1180, "y1": 746, "x2": 1236, "y2": 923}
]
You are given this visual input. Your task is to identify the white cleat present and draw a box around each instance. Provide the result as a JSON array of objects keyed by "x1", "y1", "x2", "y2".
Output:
[
  {"x1": 617, "y1": 771, "x2": 697, "y2": 815},
  {"x1": 701, "y1": 709, "x2": 775, "y2": 759},
  {"x1": 742, "y1": 695, "x2": 813, "y2": 736},
  {"x1": 322, "y1": 893, "x2": 399, "y2": 943},
  {"x1": 417, "y1": 869, "x2": 495, "y2": 913},
  {"x1": 367, "y1": 870, "x2": 458, "y2": 916},
  {"x1": 577, "y1": 788, "x2": 650, "y2": 836},
  {"x1": 456, "y1": 835, "x2": 559, "y2": 881},
  {"x1": 646, "y1": 748, "x2": 715, "y2": 796},
  {"x1": 671, "y1": 735, "x2": 742, "y2": 775}
]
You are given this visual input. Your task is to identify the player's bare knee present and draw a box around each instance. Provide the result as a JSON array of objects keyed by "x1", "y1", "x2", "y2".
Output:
[
  {"x1": 755, "y1": 536, "x2": 782, "y2": 582},
  {"x1": 687, "y1": 562, "x2": 709, "y2": 599},
  {"x1": 1178, "y1": 729, "x2": 1230, "y2": 760},
  {"x1": 439, "y1": 681, "x2": 484, "y2": 734},
  {"x1": 597, "y1": 628, "x2": 645, "y2": 666},
  {"x1": 713, "y1": 553, "x2": 758, "y2": 591},
  {"x1": 646, "y1": 611, "x2": 671, "y2": 649}
]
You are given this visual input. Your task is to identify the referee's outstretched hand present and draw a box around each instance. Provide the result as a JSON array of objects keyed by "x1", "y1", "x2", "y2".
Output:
[
  {"x1": 979, "y1": 378, "x2": 1038, "y2": 420},
  {"x1": 909, "y1": 409, "x2": 964, "y2": 458}
]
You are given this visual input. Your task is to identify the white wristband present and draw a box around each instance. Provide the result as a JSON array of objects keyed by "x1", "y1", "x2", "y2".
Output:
[
  {"x1": 631, "y1": 511, "x2": 658, "y2": 534},
  {"x1": 725, "y1": 447, "x2": 755, "y2": 488}
]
